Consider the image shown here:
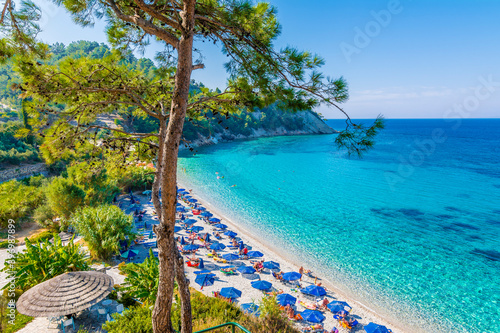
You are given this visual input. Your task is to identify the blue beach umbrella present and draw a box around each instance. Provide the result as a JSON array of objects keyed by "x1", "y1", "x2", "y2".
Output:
[
  {"x1": 184, "y1": 195, "x2": 192, "y2": 199},
  {"x1": 194, "y1": 269, "x2": 211, "y2": 275},
  {"x1": 194, "y1": 273, "x2": 215, "y2": 289},
  {"x1": 188, "y1": 198, "x2": 198, "y2": 203},
  {"x1": 222, "y1": 253, "x2": 240, "y2": 261},
  {"x1": 190, "y1": 226, "x2": 204, "y2": 233},
  {"x1": 176, "y1": 206, "x2": 186, "y2": 212},
  {"x1": 251, "y1": 280, "x2": 272, "y2": 291},
  {"x1": 213, "y1": 223, "x2": 227, "y2": 229},
  {"x1": 276, "y1": 293, "x2": 296, "y2": 306},
  {"x1": 246, "y1": 251, "x2": 263, "y2": 258},
  {"x1": 148, "y1": 231, "x2": 154, "y2": 239},
  {"x1": 239, "y1": 242, "x2": 244, "y2": 250},
  {"x1": 209, "y1": 217, "x2": 221, "y2": 223},
  {"x1": 201, "y1": 212, "x2": 213, "y2": 217},
  {"x1": 300, "y1": 285, "x2": 326, "y2": 297},
  {"x1": 240, "y1": 303, "x2": 260, "y2": 316},
  {"x1": 180, "y1": 237, "x2": 186, "y2": 245},
  {"x1": 177, "y1": 188, "x2": 185, "y2": 192},
  {"x1": 263, "y1": 261, "x2": 280, "y2": 270},
  {"x1": 184, "y1": 219, "x2": 197, "y2": 225},
  {"x1": 199, "y1": 258, "x2": 204, "y2": 269},
  {"x1": 142, "y1": 190, "x2": 152, "y2": 195},
  {"x1": 219, "y1": 287, "x2": 242, "y2": 299},
  {"x1": 224, "y1": 231, "x2": 237, "y2": 238},
  {"x1": 301, "y1": 310, "x2": 325, "y2": 323},
  {"x1": 210, "y1": 243, "x2": 226, "y2": 251},
  {"x1": 282, "y1": 272, "x2": 302, "y2": 281},
  {"x1": 364, "y1": 322, "x2": 392, "y2": 333},
  {"x1": 237, "y1": 266, "x2": 256, "y2": 274},
  {"x1": 195, "y1": 206, "x2": 206, "y2": 211},
  {"x1": 174, "y1": 226, "x2": 182, "y2": 232},
  {"x1": 327, "y1": 301, "x2": 351, "y2": 314},
  {"x1": 183, "y1": 244, "x2": 199, "y2": 251},
  {"x1": 120, "y1": 249, "x2": 139, "y2": 259}
]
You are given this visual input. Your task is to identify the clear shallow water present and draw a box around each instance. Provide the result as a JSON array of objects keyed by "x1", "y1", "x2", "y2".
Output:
[{"x1": 178, "y1": 119, "x2": 500, "y2": 333}]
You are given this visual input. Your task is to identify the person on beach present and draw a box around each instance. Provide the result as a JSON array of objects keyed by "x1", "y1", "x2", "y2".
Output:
[
  {"x1": 320, "y1": 297, "x2": 329, "y2": 310},
  {"x1": 329, "y1": 328, "x2": 339, "y2": 333},
  {"x1": 211, "y1": 249, "x2": 218, "y2": 257},
  {"x1": 299, "y1": 266, "x2": 304, "y2": 280}
]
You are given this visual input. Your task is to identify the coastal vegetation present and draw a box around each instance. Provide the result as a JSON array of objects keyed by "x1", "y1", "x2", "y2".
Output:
[
  {"x1": 119, "y1": 250, "x2": 160, "y2": 304},
  {"x1": 103, "y1": 289, "x2": 299, "y2": 333},
  {"x1": 1, "y1": 235, "x2": 89, "y2": 291},
  {"x1": 72, "y1": 205, "x2": 135, "y2": 260}
]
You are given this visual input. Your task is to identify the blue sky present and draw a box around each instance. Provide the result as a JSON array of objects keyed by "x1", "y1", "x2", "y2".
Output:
[{"x1": 33, "y1": 0, "x2": 500, "y2": 119}]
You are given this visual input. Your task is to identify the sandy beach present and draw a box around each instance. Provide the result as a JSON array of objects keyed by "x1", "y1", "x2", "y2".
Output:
[{"x1": 175, "y1": 183, "x2": 409, "y2": 333}]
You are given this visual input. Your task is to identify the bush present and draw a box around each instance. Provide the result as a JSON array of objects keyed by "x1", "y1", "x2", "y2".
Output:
[
  {"x1": 120, "y1": 250, "x2": 159, "y2": 303},
  {"x1": 66, "y1": 162, "x2": 120, "y2": 206},
  {"x1": 0, "y1": 235, "x2": 89, "y2": 291},
  {"x1": 0, "y1": 239, "x2": 18, "y2": 248},
  {"x1": 103, "y1": 304, "x2": 152, "y2": 333},
  {"x1": 27, "y1": 231, "x2": 54, "y2": 244},
  {"x1": 71, "y1": 205, "x2": 135, "y2": 260},
  {"x1": 103, "y1": 290, "x2": 299, "y2": 333},
  {"x1": 32, "y1": 204, "x2": 55, "y2": 226},
  {"x1": 0, "y1": 180, "x2": 44, "y2": 228},
  {"x1": 45, "y1": 177, "x2": 86, "y2": 220},
  {"x1": 108, "y1": 165, "x2": 154, "y2": 192}
]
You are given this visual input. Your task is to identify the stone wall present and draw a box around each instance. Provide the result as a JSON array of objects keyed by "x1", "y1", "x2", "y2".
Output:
[{"x1": 0, "y1": 163, "x2": 48, "y2": 183}]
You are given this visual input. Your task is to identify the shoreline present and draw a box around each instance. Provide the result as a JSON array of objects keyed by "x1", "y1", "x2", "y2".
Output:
[{"x1": 178, "y1": 180, "x2": 412, "y2": 333}]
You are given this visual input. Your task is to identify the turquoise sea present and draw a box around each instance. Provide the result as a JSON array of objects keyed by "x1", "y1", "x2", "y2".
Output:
[{"x1": 178, "y1": 119, "x2": 500, "y2": 333}]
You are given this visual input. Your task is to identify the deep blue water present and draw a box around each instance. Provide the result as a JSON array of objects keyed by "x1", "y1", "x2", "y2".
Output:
[{"x1": 178, "y1": 119, "x2": 500, "y2": 332}]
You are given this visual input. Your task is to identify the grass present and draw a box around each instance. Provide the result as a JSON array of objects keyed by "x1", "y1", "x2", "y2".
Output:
[{"x1": 2, "y1": 312, "x2": 33, "y2": 333}]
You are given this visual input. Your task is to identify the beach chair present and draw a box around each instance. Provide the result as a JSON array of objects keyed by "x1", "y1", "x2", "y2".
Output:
[
  {"x1": 97, "y1": 307, "x2": 107, "y2": 319},
  {"x1": 61, "y1": 317, "x2": 76, "y2": 333},
  {"x1": 48, "y1": 315, "x2": 63, "y2": 328},
  {"x1": 187, "y1": 261, "x2": 199, "y2": 268},
  {"x1": 116, "y1": 304, "x2": 125, "y2": 315}
]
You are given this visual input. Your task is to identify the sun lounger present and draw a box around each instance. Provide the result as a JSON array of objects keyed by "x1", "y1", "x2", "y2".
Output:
[
  {"x1": 186, "y1": 261, "x2": 199, "y2": 268},
  {"x1": 299, "y1": 301, "x2": 317, "y2": 310},
  {"x1": 220, "y1": 268, "x2": 237, "y2": 275}
]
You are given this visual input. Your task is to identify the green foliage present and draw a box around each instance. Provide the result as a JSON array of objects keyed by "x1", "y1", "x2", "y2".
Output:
[
  {"x1": 103, "y1": 305, "x2": 153, "y2": 333},
  {"x1": 103, "y1": 290, "x2": 298, "y2": 333},
  {"x1": 71, "y1": 205, "x2": 134, "y2": 260},
  {"x1": 27, "y1": 230, "x2": 54, "y2": 243},
  {"x1": 335, "y1": 116, "x2": 386, "y2": 157},
  {"x1": 120, "y1": 250, "x2": 159, "y2": 303},
  {"x1": 0, "y1": 121, "x2": 39, "y2": 166},
  {"x1": 0, "y1": 295, "x2": 34, "y2": 333},
  {"x1": 0, "y1": 239, "x2": 18, "y2": 248},
  {"x1": 45, "y1": 177, "x2": 86, "y2": 220},
  {"x1": 66, "y1": 162, "x2": 120, "y2": 206},
  {"x1": 107, "y1": 164, "x2": 154, "y2": 192},
  {"x1": 0, "y1": 179, "x2": 44, "y2": 228},
  {"x1": 32, "y1": 203, "x2": 54, "y2": 226},
  {"x1": 1, "y1": 235, "x2": 89, "y2": 291}
]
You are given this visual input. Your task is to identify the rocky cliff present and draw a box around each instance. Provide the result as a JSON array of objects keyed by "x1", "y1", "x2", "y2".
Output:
[{"x1": 180, "y1": 110, "x2": 336, "y2": 150}]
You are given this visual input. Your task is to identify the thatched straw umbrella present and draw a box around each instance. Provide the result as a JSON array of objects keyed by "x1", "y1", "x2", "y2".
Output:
[{"x1": 17, "y1": 271, "x2": 114, "y2": 317}]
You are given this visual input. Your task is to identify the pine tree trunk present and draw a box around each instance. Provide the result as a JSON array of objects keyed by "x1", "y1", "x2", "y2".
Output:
[{"x1": 152, "y1": 1, "x2": 196, "y2": 332}]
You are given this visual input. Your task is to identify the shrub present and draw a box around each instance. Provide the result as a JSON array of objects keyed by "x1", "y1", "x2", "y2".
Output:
[
  {"x1": 0, "y1": 180, "x2": 44, "y2": 228},
  {"x1": 108, "y1": 165, "x2": 154, "y2": 192},
  {"x1": 27, "y1": 231, "x2": 54, "y2": 244},
  {"x1": 120, "y1": 250, "x2": 159, "y2": 303},
  {"x1": 0, "y1": 239, "x2": 18, "y2": 248},
  {"x1": 103, "y1": 290, "x2": 299, "y2": 333},
  {"x1": 0, "y1": 235, "x2": 89, "y2": 291},
  {"x1": 32, "y1": 204, "x2": 55, "y2": 226},
  {"x1": 71, "y1": 205, "x2": 135, "y2": 260},
  {"x1": 103, "y1": 304, "x2": 152, "y2": 333},
  {"x1": 45, "y1": 177, "x2": 86, "y2": 220}
]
